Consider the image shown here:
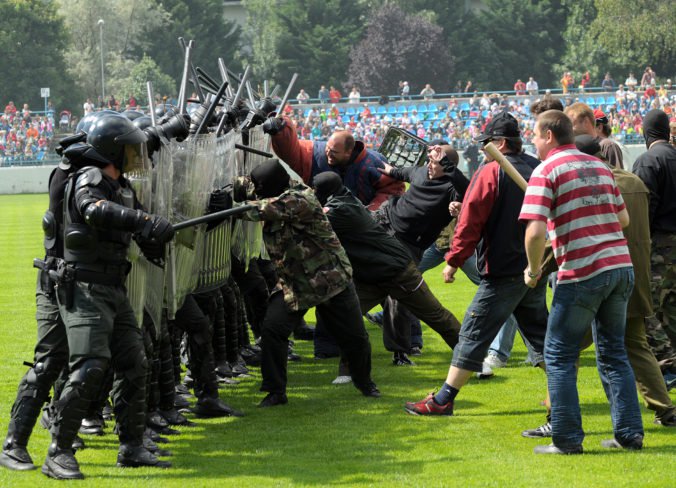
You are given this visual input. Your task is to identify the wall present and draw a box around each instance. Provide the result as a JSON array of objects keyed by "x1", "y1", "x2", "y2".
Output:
[{"x1": 0, "y1": 165, "x2": 54, "y2": 194}]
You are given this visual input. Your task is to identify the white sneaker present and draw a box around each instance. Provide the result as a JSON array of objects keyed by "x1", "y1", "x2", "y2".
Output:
[
  {"x1": 476, "y1": 362, "x2": 494, "y2": 379},
  {"x1": 332, "y1": 375, "x2": 352, "y2": 385},
  {"x1": 484, "y1": 352, "x2": 508, "y2": 369}
]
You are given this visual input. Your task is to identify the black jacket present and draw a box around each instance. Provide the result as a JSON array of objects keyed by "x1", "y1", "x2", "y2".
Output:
[
  {"x1": 385, "y1": 165, "x2": 468, "y2": 250},
  {"x1": 324, "y1": 188, "x2": 411, "y2": 284},
  {"x1": 632, "y1": 142, "x2": 676, "y2": 234}
]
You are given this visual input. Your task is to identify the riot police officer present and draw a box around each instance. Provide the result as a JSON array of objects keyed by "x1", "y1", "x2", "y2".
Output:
[{"x1": 42, "y1": 114, "x2": 174, "y2": 479}]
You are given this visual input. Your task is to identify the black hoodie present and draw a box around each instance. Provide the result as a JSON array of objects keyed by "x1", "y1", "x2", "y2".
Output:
[{"x1": 632, "y1": 110, "x2": 676, "y2": 234}]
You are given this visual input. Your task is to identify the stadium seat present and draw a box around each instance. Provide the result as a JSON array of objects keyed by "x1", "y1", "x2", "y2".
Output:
[
  {"x1": 377, "y1": 106, "x2": 387, "y2": 115},
  {"x1": 449, "y1": 111, "x2": 457, "y2": 119},
  {"x1": 427, "y1": 104, "x2": 438, "y2": 112},
  {"x1": 346, "y1": 107, "x2": 356, "y2": 115},
  {"x1": 482, "y1": 110, "x2": 489, "y2": 118},
  {"x1": 423, "y1": 121, "x2": 431, "y2": 129},
  {"x1": 460, "y1": 102, "x2": 470, "y2": 111},
  {"x1": 606, "y1": 96, "x2": 616, "y2": 105},
  {"x1": 586, "y1": 97, "x2": 595, "y2": 105},
  {"x1": 357, "y1": 105, "x2": 365, "y2": 114},
  {"x1": 388, "y1": 106, "x2": 397, "y2": 114},
  {"x1": 342, "y1": 115, "x2": 350, "y2": 123},
  {"x1": 304, "y1": 108, "x2": 312, "y2": 117},
  {"x1": 398, "y1": 105, "x2": 407, "y2": 114},
  {"x1": 596, "y1": 96, "x2": 606, "y2": 105},
  {"x1": 407, "y1": 105, "x2": 417, "y2": 113},
  {"x1": 417, "y1": 104, "x2": 428, "y2": 113}
]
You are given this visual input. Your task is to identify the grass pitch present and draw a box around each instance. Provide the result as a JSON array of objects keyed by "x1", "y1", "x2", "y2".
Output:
[{"x1": 0, "y1": 193, "x2": 674, "y2": 487}]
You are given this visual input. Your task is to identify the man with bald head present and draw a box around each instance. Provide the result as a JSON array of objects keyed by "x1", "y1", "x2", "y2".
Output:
[{"x1": 263, "y1": 118, "x2": 404, "y2": 210}]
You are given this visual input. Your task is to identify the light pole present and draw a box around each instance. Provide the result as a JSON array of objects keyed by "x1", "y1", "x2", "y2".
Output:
[{"x1": 97, "y1": 19, "x2": 105, "y2": 101}]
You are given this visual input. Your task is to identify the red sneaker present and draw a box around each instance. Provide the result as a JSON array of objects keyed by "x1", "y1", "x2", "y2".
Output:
[{"x1": 404, "y1": 392, "x2": 453, "y2": 416}]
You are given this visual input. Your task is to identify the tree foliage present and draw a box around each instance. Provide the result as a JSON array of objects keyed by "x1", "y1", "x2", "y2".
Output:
[
  {"x1": 56, "y1": 0, "x2": 171, "y2": 102},
  {"x1": 110, "y1": 54, "x2": 176, "y2": 105},
  {"x1": 0, "y1": 0, "x2": 76, "y2": 110},
  {"x1": 346, "y1": 2, "x2": 454, "y2": 96},
  {"x1": 590, "y1": 0, "x2": 676, "y2": 78},
  {"x1": 145, "y1": 0, "x2": 242, "y2": 87}
]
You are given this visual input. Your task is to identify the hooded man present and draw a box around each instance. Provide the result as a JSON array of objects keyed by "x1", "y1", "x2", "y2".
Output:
[
  {"x1": 312, "y1": 172, "x2": 462, "y2": 360},
  {"x1": 237, "y1": 159, "x2": 378, "y2": 407},
  {"x1": 632, "y1": 110, "x2": 676, "y2": 346}
]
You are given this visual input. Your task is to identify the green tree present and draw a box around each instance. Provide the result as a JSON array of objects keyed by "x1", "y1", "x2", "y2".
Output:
[
  {"x1": 240, "y1": 0, "x2": 281, "y2": 83},
  {"x1": 56, "y1": 0, "x2": 171, "y2": 103},
  {"x1": 275, "y1": 0, "x2": 368, "y2": 96},
  {"x1": 146, "y1": 0, "x2": 242, "y2": 92},
  {"x1": 109, "y1": 54, "x2": 176, "y2": 106},
  {"x1": 591, "y1": 0, "x2": 676, "y2": 79},
  {"x1": 345, "y1": 2, "x2": 454, "y2": 96},
  {"x1": 0, "y1": 0, "x2": 78, "y2": 111}
]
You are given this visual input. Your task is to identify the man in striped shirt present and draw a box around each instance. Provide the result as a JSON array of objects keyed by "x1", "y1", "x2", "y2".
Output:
[{"x1": 520, "y1": 110, "x2": 644, "y2": 454}]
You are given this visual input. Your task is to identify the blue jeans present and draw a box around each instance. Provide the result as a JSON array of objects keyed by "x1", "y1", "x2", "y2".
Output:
[
  {"x1": 451, "y1": 275, "x2": 547, "y2": 372},
  {"x1": 546, "y1": 267, "x2": 643, "y2": 448}
]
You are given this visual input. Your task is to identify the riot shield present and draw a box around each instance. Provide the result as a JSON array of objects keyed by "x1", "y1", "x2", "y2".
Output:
[
  {"x1": 378, "y1": 126, "x2": 429, "y2": 168},
  {"x1": 165, "y1": 133, "x2": 218, "y2": 318},
  {"x1": 124, "y1": 145, "x2": 154, "y2": 329},
  {"x1": 231, "y1": 126, "x2": 267, "y2": 266},
  {"x1": 193, "y1": 129, "x2": 239, "y2": 293}
]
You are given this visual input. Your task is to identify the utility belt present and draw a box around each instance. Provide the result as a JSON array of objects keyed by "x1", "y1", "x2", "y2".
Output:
[
  {"x1": 33, "y1": 256, "x2": 61, "y2": 297},
  {"x1": 34, "y1": 258, "x2": 130, "y2": 309}
]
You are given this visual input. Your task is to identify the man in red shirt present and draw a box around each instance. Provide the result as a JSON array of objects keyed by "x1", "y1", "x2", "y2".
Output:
[
  {"x1": 329, "y1": 86, "x2": 342, "y2": 104},
  {"x1": 514, "y1": 79, "x2": 527, "y2": 95},
  {"x1": 520, "y1": 109, "x2": 643, "y2": 454}
]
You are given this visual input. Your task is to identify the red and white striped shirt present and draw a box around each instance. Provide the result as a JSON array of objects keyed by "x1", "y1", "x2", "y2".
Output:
[{"x1": 519, "y1": 145, "x2": 631, "y2": 284}]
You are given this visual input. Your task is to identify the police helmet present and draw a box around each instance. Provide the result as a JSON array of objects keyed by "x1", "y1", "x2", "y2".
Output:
[
  {"x1": 75, "y1": 109, "x2": 119, "y2": 134},
  {"x1": 122, "y1": 110, "x2": 144, "y2": 121},
  {"x1": 84, "y1": 114, "x2": 148, "y2": 172}
]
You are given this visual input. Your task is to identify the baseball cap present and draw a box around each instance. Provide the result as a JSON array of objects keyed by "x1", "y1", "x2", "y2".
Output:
[
  {"x1": 594, "y1": 108, "x2": 609, "y2": 125},
  {"x1": 475, "y1": 111, "x2": 521, "y2": 142}
]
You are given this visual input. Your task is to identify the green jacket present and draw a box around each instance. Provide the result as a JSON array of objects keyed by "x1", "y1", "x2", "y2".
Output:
[
  {"x1": 242, "y1": 181, "x2": 353, "y2": 311},
  {"x1": 613, "y1": 168, "x2": 652, "y2": 318}
]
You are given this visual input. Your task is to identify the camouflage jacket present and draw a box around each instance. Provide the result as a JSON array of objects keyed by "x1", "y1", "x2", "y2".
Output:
[{"x1": 241, "y1": 181, "x2": 353, "y2": 311}]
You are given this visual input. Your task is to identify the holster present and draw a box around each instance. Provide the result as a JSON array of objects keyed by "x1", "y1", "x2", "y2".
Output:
[
  {"x1": 33, "y1": 257, "x2": 60, "y2": 298},
  {"x1": 39, "y1": 259, "x2": 76, "y2": 310}
]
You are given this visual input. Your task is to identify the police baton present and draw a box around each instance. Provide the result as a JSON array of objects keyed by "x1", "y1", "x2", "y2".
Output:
[{"x1": 172, "y1": 205, "x2": 256, "y2": 231}]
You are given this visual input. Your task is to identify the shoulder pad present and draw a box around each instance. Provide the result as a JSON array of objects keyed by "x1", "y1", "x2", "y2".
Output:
[{"x1": 75, "y1": 166, "x2": 103, "y2": 189}]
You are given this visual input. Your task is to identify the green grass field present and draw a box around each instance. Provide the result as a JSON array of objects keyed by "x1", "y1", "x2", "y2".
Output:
[{"x1": 0, "y1": 193, "x2": 673, "y2": 487}]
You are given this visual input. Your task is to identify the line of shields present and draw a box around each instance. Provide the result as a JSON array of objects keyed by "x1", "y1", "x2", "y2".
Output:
[{"x1": 124, "y1": 37, "x2": 299, "y2": 333}]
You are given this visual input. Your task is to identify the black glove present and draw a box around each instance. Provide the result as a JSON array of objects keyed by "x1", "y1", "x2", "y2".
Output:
[
  {"x1": 146, "y1": 215, "x2": 175, "y2": 243},
  {"x1": 208, "y1": 186, "x2": 233, "y2": 213},
  {"x1": 262, "y1": 117, "x2": 285, "y2": 135},
  {"x1": 136, "y1": 236, "x2": 166, "y2": 266}
]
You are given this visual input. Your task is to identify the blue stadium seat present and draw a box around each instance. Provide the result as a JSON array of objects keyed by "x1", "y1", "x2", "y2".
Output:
[
  {"x1": 346, "y1": 107, "x2": 356, "y2": 115},
  {"x1": 586, "y1": 97, "x2": 596, "y2": 106},
  {"x1": 606, "y1": 96, "x2": 616, "y2": 105},
  {"x1": 427, "y1": 104, "x2": 438, "y2": 112},
  {"x1": 357, "y1": 105, "x2": 365, "y2": 114},
  {"x1": 407, "y1": 105, "x2": 417, "y2": 113},
  {"x1": 417, "y1": 103, "x2": 428, "y2": 113},
  {"x1": 388, "y1": 106, "x2": 397, "y2": 114},
  {"x1": 596, "y1": 96, "x2": 606, "y2": 105},
  {"x1": 460, "y1": 102, "x2": 470, "y2": 111},
  {"x1": 342, "y1": 115, "x2": 350, "y2": 123},
  {"x1": 423, "y1": 121, "x2": 431, "y2": 129},
  {"x1": 304, "y1": 108, "x2": 312, "y2": 117},
  {"x1": 377, "y1": 106, "x2": 387, "y2": 115},
  {"x1": 398, "y1": 105, "x2": 407, "y2": 114},
  {"x1": 482, "y1": 110, "x2": 489, "y2": 118},
  {"x1": 449, "y1": 110, "x2": 457, "y2": 119}
]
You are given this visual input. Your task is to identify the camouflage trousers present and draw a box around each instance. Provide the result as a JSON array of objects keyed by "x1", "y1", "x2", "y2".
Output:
[{"x1": 647, "y1": 233, "x2": 676, "y2": 363}]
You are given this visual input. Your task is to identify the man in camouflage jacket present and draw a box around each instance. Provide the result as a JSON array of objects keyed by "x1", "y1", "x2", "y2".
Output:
[{"x1": 237, "y1": 159, "x2": 379, "y2": 407}]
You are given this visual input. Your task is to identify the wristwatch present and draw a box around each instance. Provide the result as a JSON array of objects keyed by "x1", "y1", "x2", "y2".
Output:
[{"x1": 527, "y1": 268, "x2": 541, "y2": 279}]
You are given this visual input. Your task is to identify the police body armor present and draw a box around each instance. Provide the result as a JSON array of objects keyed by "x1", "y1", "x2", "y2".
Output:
[{"x1": 62, "y1": 166, "x2": 134, "y2": 286}]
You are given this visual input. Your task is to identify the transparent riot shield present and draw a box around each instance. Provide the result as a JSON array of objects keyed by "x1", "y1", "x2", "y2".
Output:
[
  {"x1": 193, "y1": 130, "x2": 239, "y2": 293},
  {"x1": 165, "y1": 133, "x2": 218, "y2": 318}
]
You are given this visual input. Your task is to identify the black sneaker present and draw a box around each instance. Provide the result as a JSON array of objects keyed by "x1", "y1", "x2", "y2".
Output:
[
  {"x1": 392, "y1": 351, "x2": 414, "y2": 366},
  {"x1": 147, "y1": 411, "x2": 169, "y2": 430},
  {"x1": 117, "y1": 444, "x2": 171, "y2": 468},
  {"x1": 409, "y1": 347, "x2": 423, "y2": 356},
  {"x1": 72, "y1": 435, "x2": 86, "y2": 451},
  {"x1": 258, "y1": 392, "x2": 288, "y2": 408},
  {"x1": 601, "y1": 436, "x2": 643, "y2": 450},
  {"x1": 521, "y1": 421, "x2": 552, "y2": 438},
  {"x1": 357, "y1": 382, "x2": 381, "y2": 398},
  {"x1": 654, "y1": 414, "x2": 676, "y2": 427},
  {"x1": 42, "y1": 445, "x2": 84, "y2": 480},
  {"x1": 0, "y1": 446, "x2": 36, "y2": 471}
]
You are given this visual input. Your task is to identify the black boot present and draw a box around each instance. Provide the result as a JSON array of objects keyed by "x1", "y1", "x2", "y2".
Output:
[
  {"x1": 79, "y1": 414, "x2": 105, "y2": 436},
  {"x1": 41, "y1": 443, "x2": 83, "y2": 480},
  {"x1": 146, "y1": 410, "x2": 169, "y2": 431},
  {"x1": 0, "y1": 439, "x2": 36, "y2": 471},
  {"x1": 117, "y1": 443, "x2": 171, "y2": 468},
  {"x1": 193, "y1": 397, "x2": 244, "y2": 418},
  {"x1": 159, "y1": 408, "x2": 196, "y2": 427},
  {"x1": 143, "y1": 433, "x2": 172, "y2": 457}
]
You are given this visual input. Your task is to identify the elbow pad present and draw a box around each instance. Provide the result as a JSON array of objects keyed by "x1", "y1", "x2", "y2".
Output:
[{"x1": 83, "y1": 200, "x2": 150, "y2": 234}]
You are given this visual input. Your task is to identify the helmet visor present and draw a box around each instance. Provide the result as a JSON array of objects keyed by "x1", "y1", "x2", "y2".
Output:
[{"x1": 123, "y1": 142, "x2": 149, "y2": 174}]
